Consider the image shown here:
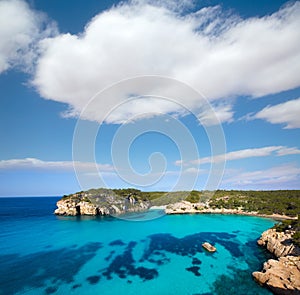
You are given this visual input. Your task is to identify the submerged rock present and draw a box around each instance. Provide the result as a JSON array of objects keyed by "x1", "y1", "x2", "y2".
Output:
[{"x1": 202, "y1": 242, "x2": 217, "y2": 253}]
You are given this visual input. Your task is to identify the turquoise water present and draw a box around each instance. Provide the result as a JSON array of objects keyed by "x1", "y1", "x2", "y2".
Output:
[{"x1": 0, "y1": 197, "x2": 275, "y2": 295}]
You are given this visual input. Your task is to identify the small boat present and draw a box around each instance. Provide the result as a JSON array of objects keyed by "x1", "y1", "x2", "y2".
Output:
[{"x1": 202, "y1": 242, "x2": 217, "y2": 252}]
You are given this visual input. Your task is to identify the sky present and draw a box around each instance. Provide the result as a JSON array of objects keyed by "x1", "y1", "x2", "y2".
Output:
[{"x1": 0, "y1": 0, "x2": 300, "y2": 196}]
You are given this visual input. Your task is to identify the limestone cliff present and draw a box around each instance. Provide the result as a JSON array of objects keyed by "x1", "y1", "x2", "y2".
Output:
[
  {"x1": 54, "y1": 189, "x2": 150, "y2": 216},
  {"x1": 253, "y1": 256, "x2": 300, "y2": 295},
  {"x1": 253, "y1": 228, "x2": 300, "y2": 295},
  {"x1": 165, "y1": 201, "x2": 204, "y2": 214},
  {"x1": 257, "y1": 229, "x2": 300, "y2": 257}
]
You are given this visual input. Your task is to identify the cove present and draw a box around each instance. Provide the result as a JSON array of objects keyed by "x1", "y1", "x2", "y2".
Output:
[{"x1": 0, "y1": 197, "x2": 275, "y2": 294}]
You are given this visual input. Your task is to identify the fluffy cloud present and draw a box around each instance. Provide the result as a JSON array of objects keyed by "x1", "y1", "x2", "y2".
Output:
[
  {"x1": 0, "y1": 0, "x2": 57, "y2": 73},
  {"x1": 221, "y1": 164, "x2": 300, "y2": 189},
  {"x1": 197, "y1": 102, "x2": 234, "y2": 126},
  {"x1": 0, "y1": 158, "x2": 113, "y2": 172},
  {"x1": 32, "y1": 1, "x2": 300, "y2": 124},
  {"x1": 135, "y1": 0, "x2": 195, "y2": 11},
  {"x1": 187, "y1": 145, "x2": 300, "y2": 165},
  {"x1": 253, "y1": 97, "x2": 300, "y2": 129}
]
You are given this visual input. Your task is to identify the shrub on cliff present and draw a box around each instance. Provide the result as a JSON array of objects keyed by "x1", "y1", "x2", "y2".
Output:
[{"x1": 273, "y1": 217, "x2": 300, "y2": 247}]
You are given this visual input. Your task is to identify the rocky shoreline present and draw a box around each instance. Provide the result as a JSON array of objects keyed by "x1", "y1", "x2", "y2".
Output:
[
  {"x1": 55, "y1": 195, "x2": 299, "y2": 294},
  {"x1": 253, "y1": 229, "x2": 300, "y2": 295},
  {"x1": 164, "y1": 201, "x2": 297, "y2": 220},
  {"x1": 54, "y1": 191, "x2": 150, "y2": 216},
  {"x1": 165, "y1": 201, "x2": 300, "y2": 294}
]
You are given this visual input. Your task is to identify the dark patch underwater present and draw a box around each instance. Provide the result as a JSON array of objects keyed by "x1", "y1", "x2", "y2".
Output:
[{"x1": 0, "y1": 242, "x2": 102, "y2": 295}]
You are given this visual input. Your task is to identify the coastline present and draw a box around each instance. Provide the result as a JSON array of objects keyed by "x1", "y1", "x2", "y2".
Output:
[
  {"x1": 164, "y1": 209, "x2": 297, "y2": 221},
  {"x1": 53, "y1": 196, "x2": 299, "y2": 294},
  {"x1": 162, "y1": 202, "x2": 297, "y2": 221},
  {"x1": 160, "y1": 201, "x2": 300, "y2": 294},
  {"x1": 252, "y1": 228, "x2": 300, "y2": 294},
  {"x1": 2, "y1": 197, "x2": 291, "y2": 295}
]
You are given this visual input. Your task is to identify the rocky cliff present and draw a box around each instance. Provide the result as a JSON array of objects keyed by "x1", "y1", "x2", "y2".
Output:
[
  {"x1": 257, "y1": 229, "x2": 300, "y2": 257},
  {"x1": 54, "y1": 189, "x2": 150, "y2": 216},
  {"x1": 253, "y1": 228, "x2": 300, "y2": 295}
]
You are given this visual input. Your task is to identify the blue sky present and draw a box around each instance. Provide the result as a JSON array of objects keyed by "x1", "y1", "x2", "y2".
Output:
[{"x1": 0, "y1": 0, "x2": 300, "y2": 196}]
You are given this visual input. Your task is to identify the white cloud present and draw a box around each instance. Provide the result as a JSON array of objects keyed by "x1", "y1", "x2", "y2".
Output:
[
  {"x1": 134, "y1": 0, "x2": 195, "y2": 11},
  {"x1": 0, "y1": 158, "x2": 113, "y2": 172},
  {"x1": 221, "y1": 164, "x2": 300, "y2": 189},
  {"x1": 197, "y1": 102, "x2": 234, "y2": 126},
  {"x1": 253, "y1": 98, "x2": 300, "y2": 129},
  {"x1": 183, "y1": 167, "x2": 206, "y2": 174},
  {"x1": 32, "y1": 1, "x2": 300, "y2": 124},
  {"x1": 189, "y1": 145, "x2": 300, "y2": 165},
  {"x1": 0, "y1": 0, "x2": 57, "y2": 73},
  {"x1": 174, "y1": 160, "x2": 184, "y2": 166},
  {"x1": 276, "y1": 146, "x2": 300, "y2": 156}
]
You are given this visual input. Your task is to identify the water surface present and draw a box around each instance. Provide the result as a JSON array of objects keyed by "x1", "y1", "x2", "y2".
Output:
[{"x1": 0, "y1": 197, "x2": 275, "y2": 294}]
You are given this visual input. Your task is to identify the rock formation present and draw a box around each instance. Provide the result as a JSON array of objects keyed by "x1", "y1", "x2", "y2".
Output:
[
  {"x1": 253, "y1": 256, "x2": 300, "y2": 295},
  {"x1": 54, "y1": 190, "x2": 150, "y2": 216},
  {"x1": 253, "y1": 229, "x2": 300, "y2": 295},
  {"x1": 165, "y1": 201, "x2": 205, "y2": 214},
  {"x1": 257, "y1": 229, "x2": 300, "y2": 257},
  {"x1": 165, "y1": 201, "x2": 297, "y2": 221}
]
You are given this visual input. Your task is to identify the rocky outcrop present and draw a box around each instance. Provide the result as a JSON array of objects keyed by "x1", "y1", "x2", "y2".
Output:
[
  {"x1": 202, "y1": 242, "x2": 217, "y2": 252},
  {"x1": 257, "y1": 229, "x2": 300, "y2": 257},
  {"x1": 253, "y1": 229, "x2": 300, "y2": 295},
  {"x1": 165, "y1": 201, "x2": 297, "y2": 221},
  {"x1": 165, "y1": 201, "x2": 254, "y2": 215},
  {"x1": 54, "y1": 199, "x2": 79, "y2": 216},
  {"x1": 77, "y1": 201, "x2": 99, "y2": 215},
  {"x1": 253, "y1": 256, "x2": 300, "y2": 295},
  {"x1": 54, "y1": 192, "x2": 150, "y2": 216},
  {"x1": 165, "y1": 201, "x2": 206, "y2": 214}
]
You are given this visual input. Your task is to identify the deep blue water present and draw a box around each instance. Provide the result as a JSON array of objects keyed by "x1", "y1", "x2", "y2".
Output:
[{"x1": 0, "y1": 197, "x2": 275, "y2": 295}]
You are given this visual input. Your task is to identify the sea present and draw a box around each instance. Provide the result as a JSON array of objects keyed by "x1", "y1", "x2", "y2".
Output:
[{"x1": 0, "y1": 197, "x2": 276, "y2": 295}]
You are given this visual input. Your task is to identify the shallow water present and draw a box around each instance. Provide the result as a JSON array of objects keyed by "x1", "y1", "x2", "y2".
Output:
[{"x1": 0, "y1": 197, "x2": 275, "y2": 294}]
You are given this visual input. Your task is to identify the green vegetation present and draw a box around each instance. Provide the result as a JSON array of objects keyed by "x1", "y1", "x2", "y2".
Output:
[
  {"x1": 209, "y1": 190, "x2": 300, "y2": 217},
  {"x1": 294, "y1": 231, "x2": 300, "y2": 247},
  {"x1": 149, "y1": 191, "x2": 188, "y2": 206},
  {"x1": 63, "y1": 189, "x2": 300, "y2": 217},
  {"x1": 273, "y1": 216, "x2": 300, "y2": 247},
  {"x1": 186, "y1": 190, "x2": 200, "y2": 203},
  {"x1": 61, "y1": 188, "x2": 299, "y2": 245},
  {"x1": 185, "y1": 190, "x2": 213, "y2": 203}
]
